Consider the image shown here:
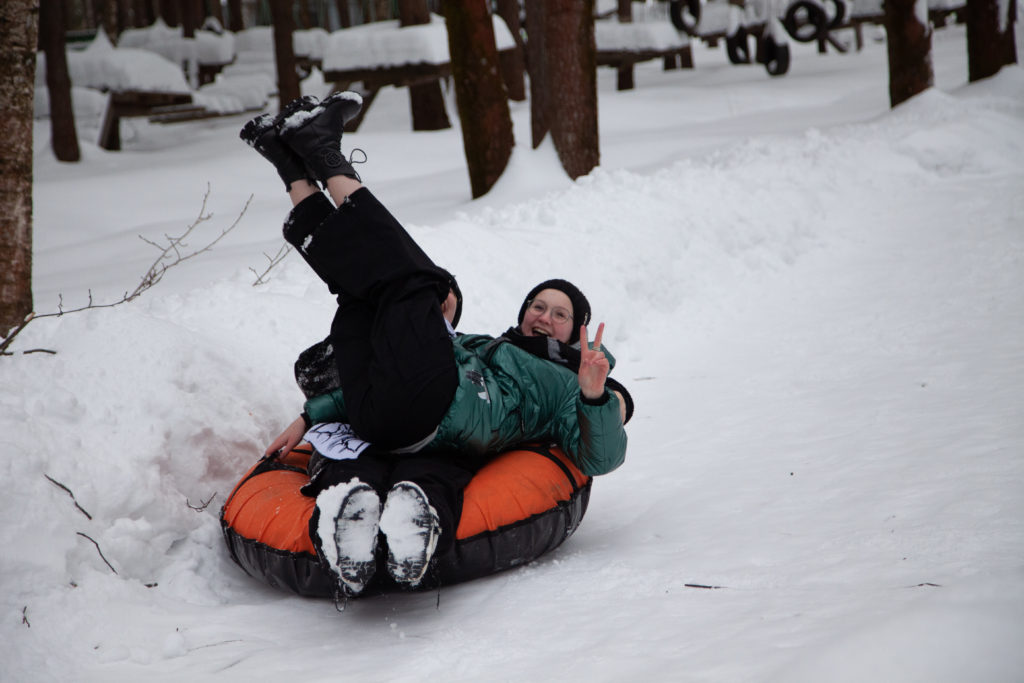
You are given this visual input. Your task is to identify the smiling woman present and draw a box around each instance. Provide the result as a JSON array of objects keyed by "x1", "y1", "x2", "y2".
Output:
[{"x1": 517, "y1": 279, "x2": 592, "y2": 345}]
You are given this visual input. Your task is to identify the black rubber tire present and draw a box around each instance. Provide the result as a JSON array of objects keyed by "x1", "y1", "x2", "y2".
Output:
[
  {"x1": 821, "y1": 0, "x2": 848, "y2": 28},
  {"x1": 669, "y1": 0, "x2": 702, "y2": 35},
  {"x1": 726, "y1": 26, "x2": 753, "y2": 64},
  {"x1": 761, "y1": 35, "x2": 791, "y2": 76},
  {"x1": 782, "y1": 0, "x2": 828, "y2": 43}
]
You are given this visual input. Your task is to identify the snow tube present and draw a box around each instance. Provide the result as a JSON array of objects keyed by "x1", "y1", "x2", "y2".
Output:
[{"x1": 221, "y1": 443, "x2": 592, "y2": 597}]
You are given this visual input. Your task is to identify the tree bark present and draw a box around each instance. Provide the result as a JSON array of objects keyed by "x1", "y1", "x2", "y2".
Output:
[
  {"x1": 372, "y1": 0, "x2": 391, "y2": 21},
  {"x1": 134, "y1": 0, "x2": 154, "y2": 27},
  {"x1": 883, "y1": 0, "x2": 934, "y2": 107},
  {"x1": 966, "y1": 0, "x2": 1018, "y2": 81},
  {"x1": 334, "y1": 0, "x2": 351, "y2": 28},
  {"x1": 98, "y1": 0, "x2": 119, "y2": 41},
  {"x1": 494, "y1": 0, "x2": 526, "y2": 101},
  {"x1": 159, "y1": 0, "x2": 180, "y2": 26},
  {"x1": 270, "y1": 0, "x2": 301, "y2": 111},
  {"x1": 398, "y1": 0, "x2": 451, "y2": 131},
  {"x1": 297, "y1": 0, "x2": 312, "y2": 28},
  {"x1": 617, "y1": 0, "x2": 635, "y2": 90},
  {"x1": 0, "y1": 0, "x2": 38, "y2": 337},
  {"x1": 41, "y1": 0, "x2": 81, "y2": 162},
  {"x1": 523, "y1": 0, "x2": 548, "y2": 148},
  {"x1": 227, "y1": 0, "x2": 244, "y2": 31},
  {"x1": 207, "y1": 0, "x2": 225, "y2": 26},
  {"x1": 182, "y1": 0, "x2": 201, "y2": 37},
  {"x1": 544, "y1": 0, "x2": 599, "y2": 178},
  {"x1": 443, "y1": 0, "x2": 514, "y2": 198}
]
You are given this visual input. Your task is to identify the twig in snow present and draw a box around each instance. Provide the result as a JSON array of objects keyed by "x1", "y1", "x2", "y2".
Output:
[
  {"x1": 0, "y1": 313, "x2": 36, "y2": 356},
  {"x1": 0, "y1": 188, "x2": 253, "y2": 355},
  {"x1": 250, "y1": 243, "x2": 292, "y2": 286},
  {"x1": 186, "y1": 492, "x2": 217, "y2": 511},
  {"x1": 684, "y1": 583, "x2": 724, "y2": 590},
  {"x1": 22, "y1": 607, "x2": 30, "y2": 628},
  {"x1": 44, "y1": 474, "x2": 93, "y2": 520},
  {"x1": 76, "y1": 532, "x2": 118, "y2": 575}
]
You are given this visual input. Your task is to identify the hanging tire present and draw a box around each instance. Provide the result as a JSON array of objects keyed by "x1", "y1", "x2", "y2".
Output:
[
  {"x1": 669, "y1": 0, "x2": 702, "y2": 35},
  {"x1": 782, "y1": 0, "x2": 828, "y2": 43},
  {"x1": 726, "y1": 27, "x2": 752, "y2": 64},
  {"x1": 821, "y1": 0, "x2": 848, "y2": 28},
  {"x1": 761, "y1": 35, "x2": 791, "y2": 76}
]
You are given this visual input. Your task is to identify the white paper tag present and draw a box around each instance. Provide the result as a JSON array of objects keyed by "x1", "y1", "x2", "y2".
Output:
[{"x1": 303, "y1": 422, "x2": 371, "y2": 461}]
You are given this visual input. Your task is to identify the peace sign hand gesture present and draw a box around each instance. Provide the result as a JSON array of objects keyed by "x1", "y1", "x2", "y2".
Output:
[{"x1": 578, "y1": 323, "x2": 610, "y2": 400}]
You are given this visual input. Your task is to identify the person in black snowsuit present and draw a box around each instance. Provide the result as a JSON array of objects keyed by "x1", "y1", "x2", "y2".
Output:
[{"x1": 240, "y1": 93, "x2": 631, "y2": 597}]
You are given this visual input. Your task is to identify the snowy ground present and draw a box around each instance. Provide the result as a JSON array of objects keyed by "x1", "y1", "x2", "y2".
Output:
[{"x1": 4, "y1": 25, "x2": 1024, "y2": 682}]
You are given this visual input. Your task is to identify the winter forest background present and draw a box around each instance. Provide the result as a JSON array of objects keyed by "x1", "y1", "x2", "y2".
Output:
[{"x1": 2, "y1": 0, "x2": 1024, "y2": 681}]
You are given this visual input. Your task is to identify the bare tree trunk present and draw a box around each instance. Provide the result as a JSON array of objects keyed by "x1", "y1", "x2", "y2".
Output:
[
  {"x1": 0, "y1": 0, "x2": 38, "y2": 337},
  {"x1": 335, "y1": 0, "x2": 351, "y2": 28},
  {"x1": 372, "y1": 0, "x2": 390, "y2": 21},
  {"x1": 966, "y1": 0, "x2": 1018, "y2": 81},
  {"x1": 297, "y1": 0, "x2": 312, "y2": 28},
  {"x1": 98, "y1": 0, "x2": 119, "y2": 41},
  {"x1": 115, "y1": 0, "x2": 131, "y2": 31},
  {"x1": 207, "y1": 0, "x2": 225, "y2": 26},
  {"x1": 83, "y1": 0, "x2": 97, "y2": 27},
  {"x1": 443, "y1": 0, "x2": 514, "y2": 198},
  {"x1": 883, "y1": 0, "x2": 934, "y2": 107},
  {"x1": 494, "y1": 0, "x2": 526, "y2": 101},
  {"x1": 227, "y1": 0, "x2": 244, "y2": 31},
  {"x1": 270, "y1": 0, "x2": 301, "y2": 111},
  {"x1": 41, "y1": 0, "x2": 81, "y2": 162},
  {"x1": 159, "y1": 0, "x2": 180, "y2": 26},
  {"x1": 544, "y1": 0, "x2": 599, "y2": 178},
  {"x1": 523, "y1": 0, "x2": 548, "y2": 148},
  {"x1": 617, "y1": 0, "x2": 634, "y2": 90},
  {"x1": 398, "y1": 0, "x2": 451, "y2": 131},
  {"x1": 134, "y1": 0, "x2": 153, "y2": 27},
  {"x1": 182, "y1": 0, "x2": 200, "y2": 36}
]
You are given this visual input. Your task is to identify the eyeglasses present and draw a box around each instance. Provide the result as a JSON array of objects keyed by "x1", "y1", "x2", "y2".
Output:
[{"x1": 527, "y1": 299, "x2": 573, "y2": 324}]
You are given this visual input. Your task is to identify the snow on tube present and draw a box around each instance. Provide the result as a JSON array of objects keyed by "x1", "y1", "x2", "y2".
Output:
[{"x1": 221, "y1": 443, "x2": 592, "y2": 597}]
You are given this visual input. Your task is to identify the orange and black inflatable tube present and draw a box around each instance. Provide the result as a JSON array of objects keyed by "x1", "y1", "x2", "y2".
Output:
[{"x1": 220, "y1": 444, "x2": 592, "y2": 597}]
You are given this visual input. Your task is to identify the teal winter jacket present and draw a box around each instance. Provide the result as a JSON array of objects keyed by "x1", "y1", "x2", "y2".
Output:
[{"x1": 303, "y1": 334, "x2": 627, "y2": 476}]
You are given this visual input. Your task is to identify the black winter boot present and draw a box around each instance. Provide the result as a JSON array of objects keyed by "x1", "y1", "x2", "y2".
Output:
[
  {"x1": 239, "y1": 95, "x2": 321, "y2": 191},
  {"x1": 279, "y1": 91, "x2": 363, "y2": 183},
  {"x1": 379, "y1": 481, "x2": 441, "y2": 587}
]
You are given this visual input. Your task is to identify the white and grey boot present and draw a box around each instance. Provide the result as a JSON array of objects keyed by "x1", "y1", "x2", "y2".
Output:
[
  {"x1": 379, "y1": 481, "x2": 441, "y2": 586},
  {"x1": 315, "y1": 478, "x2": 381, "y2": 596}
]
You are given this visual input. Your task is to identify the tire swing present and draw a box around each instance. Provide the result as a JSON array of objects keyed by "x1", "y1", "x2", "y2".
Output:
[
  {"x1": 669, "y1": 0, "x2": 702, "y2": 35},
  {"x1": 726, "y1": 26, "x2": 752, "y2": 64},
  {"x1": 221, "y1": 443, "x2": 593, "y2": 597},
  {"x1": 820, "y1": 0, "x2": 848, "y2": 29},
  {"x1": 757, "y1": 30, "x2": 791, "y2": 76},
  {"x1": 782, "y1": 0, "x2": 828, "y2": 43}
]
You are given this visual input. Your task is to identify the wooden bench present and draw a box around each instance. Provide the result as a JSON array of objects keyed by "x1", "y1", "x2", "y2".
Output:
[
  {"x1": 323, "y1": 61, "x2": 455, "y2": 131},
  {"x1": 98, "y1": 90, "x2": 194, "y2": 150}
]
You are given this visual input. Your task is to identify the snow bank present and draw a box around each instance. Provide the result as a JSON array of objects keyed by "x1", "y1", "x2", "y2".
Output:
[
  {"x1": 322, "y1": 14, "x2": 515, "y2": 71},
  {"x1": 62, "y1": 29, "x2": 191, "y2": 94},
  {"x1": 595, "y1": 18, "x2": 691, "y2": 51}
]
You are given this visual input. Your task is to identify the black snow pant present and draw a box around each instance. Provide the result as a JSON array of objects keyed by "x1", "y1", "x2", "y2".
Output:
[
  {"x1": 283, "y1": 189, "x2": 471, "y2": 555},
  {"x1": 284, "y1": 188, "x2": 458, "y2": 452}
]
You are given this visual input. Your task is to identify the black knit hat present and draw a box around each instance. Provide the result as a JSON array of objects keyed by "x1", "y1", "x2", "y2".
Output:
[{"x1": 517, "y1": 279, "x2": 591, "y2": 345}]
